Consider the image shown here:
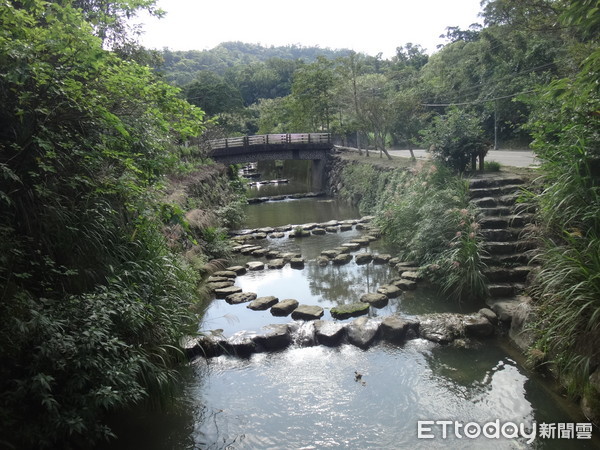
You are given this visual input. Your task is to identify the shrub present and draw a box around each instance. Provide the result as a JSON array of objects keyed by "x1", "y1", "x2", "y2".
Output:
[
  {"x1": 484, "y1": 160, "x2": 502, "y2": 172},
  {"x1": 421, "y1": 107, "x2": 487, "y2": 173}
]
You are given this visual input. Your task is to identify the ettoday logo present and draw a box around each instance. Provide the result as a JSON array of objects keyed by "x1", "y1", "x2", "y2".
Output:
[{"x1": 417, "y1": 420, "x2": 593, "y2": 444}]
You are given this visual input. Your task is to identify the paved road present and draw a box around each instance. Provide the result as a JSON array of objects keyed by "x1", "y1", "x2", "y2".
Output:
[{"x1": 386, "y1": 149, "x2": 540, "y2": 168}]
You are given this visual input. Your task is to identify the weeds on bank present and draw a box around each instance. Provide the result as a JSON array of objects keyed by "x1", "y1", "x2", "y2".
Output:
[{"x1": 375, "y1": 163, "x2": 488, "y2": 301}]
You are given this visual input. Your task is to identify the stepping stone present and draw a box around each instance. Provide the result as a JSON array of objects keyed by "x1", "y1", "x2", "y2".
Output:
[
  {"x1": 392, "y1": 279, "x2": 417, "y2": 291},
  {"x1": 311, "y1": 228, "x2": 326, "y2": 235},
  {"x1": 350, "y1": 237, "x2": 371, "y2": 246},
  {"x1": 266, "y1": 250, "x2": 282, "y2": 259},
  {"x1": 360, "y1": 293, "x2": 389, "y2": 308},
  {"x1": 207, "y1": 280, "x2": 234, "y2": 290},
  {"x1": 225, "y1": 266, "x2": 247, "y2": 275},
  {"x1": 355, "y1": 253, "x2": 373, "y2": 265},
  {"x1": 241, "y1": 246, "x2": 262, "y2": 255},
  {"x1": 396, "y1": 261, "x2": 418, "y2": 268},
  {"x1": 346, "y1": 317, "x2": 380, "y2": 349},
  {"x1": 379, "y1": 316, "x2": 412, "y2": 343},
  {"x1": 291, "y1": 304, "x2": 324, "y2": 321},
  {"x1": 314, "y1": 320, "x2": 346, "y2": 346},
  {"x1": 269, "y1": 232, "x2": 286, "y2": 238},
  {"x1": 373, "y1": 254, "x2": 392, "y2": 264},
  {"x1": 254, "y1": 324, "x2": 292, "y2": 351},
  {"x1": 377, "y1": 284, "x2": 402, "y2": 298},
  {"x1": 227, "y1": 331, "x2": 257, "y2": 357},
  {"x1": 290, "y1": 257, "x2": 305, "y2": 269},
  {"x1": 321, "y1": 249, "x2": 341, "y2": 258},
  {"x1": 280, "y1": 252, "x2": 301, "y2": 261},
  {"x1": 212, "y1": 270, "x2": 237, "y2": 279},
  {"x1": 341, "y1": 242, "x2": 361, "y2": 251},
  {"x1": 246, "y1": 261, "x2": 265, "y2": 271},
  {"x1": 320, "y1": 220, "x2": 340, "y2": 227},
  {"x1": 290, "y1": 229, "x2": 311, "y2": 238},
  {"x1": 463, "y1": 315, "x2": 495, "y2": 338},
  {"x1": 325, "y1": 226, "x2": 339, "y2": 233},
  {"x1": 225, "y1": 291, "x2": 257, "y2": 305},
  {"x1": 330, "y1": 302, "x2": 370, "y2": 320},
  {"x1": 267, "y1": 258, "x2": 286, "y2": 269},
  {"x1": 251, "y1": 248, "x2": 269, "y2": 257},
  {"x1": 207, "y1": 276, "x2": 231, "y2": 283},
  {"x1": 339, "y1": 224, "x2": 353, "y2": 231},
  {"x1": 214, "y1": 285, "x2": 242, "y2": 299},
  {"x1": 332, "y1": 254, "x2": 352, "y2": 265},
  {"x1": 271, "y1": 299, "x2": 299, "y2": 316},
  {"x1": 488, "y1": 298, "x2": 521, "y2": 322},
  {"x1": 400, "y1": 271, "x2": 422, "y2": 281},
  {"x1": 247, "y1": 296, "x2": 279, "y2": 310}
]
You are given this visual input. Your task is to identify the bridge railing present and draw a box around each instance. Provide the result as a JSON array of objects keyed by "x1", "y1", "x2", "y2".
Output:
[{"x1": 209, "y1": 133, "x2": 331, "y2": 150}]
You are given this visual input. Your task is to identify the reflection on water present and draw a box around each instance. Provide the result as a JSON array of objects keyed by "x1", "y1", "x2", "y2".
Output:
[
  {"x1": 201, "y1": 227, "x2": 476, "y2": 336},
  {"x1": 242, "y1": 197, "x2": 361, "y2": 229},
  {"x1": 188, "y1": 342, "x2": 595, "y2": 450}
]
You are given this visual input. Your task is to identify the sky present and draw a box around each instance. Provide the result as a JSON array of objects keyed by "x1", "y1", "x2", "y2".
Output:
[{"x1": 136, "y1": 0, "x2": 484, "y2": 58}]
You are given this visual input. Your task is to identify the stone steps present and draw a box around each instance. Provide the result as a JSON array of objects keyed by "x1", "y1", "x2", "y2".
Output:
[
  {"x1": 469, "y1": 184, "x2": 525, "y2": 199},
  {"x1": 478, "y1": 206, "x2": 514, "y2": 216},
  {"x1": 468, "y1": 176, "x2": 525, "y2": 189},
  {"x1": 482, "y1": 252, "x2": 532, "y2": 266},
  {"x1": 471, "y1": 194, "x2": 521, "y2": 208},
  {"x1": 479, "y1": 228, "x2": 522, "y2": 241},
  {"x1": 483, "y1": 266, "x2": 532, "y2": 283},
  {"x1": 488, "y1": 282, "x2": 527, "y2": 298},
  {"x1": 483, "y1": 239, "x2": 537, "y2": 255},
  {"x1": 478, "y1": 214, "x2": 534, "y2": 230},
  {"x1": 469, "y1": 174, "x2": 537, "y2": 305}
]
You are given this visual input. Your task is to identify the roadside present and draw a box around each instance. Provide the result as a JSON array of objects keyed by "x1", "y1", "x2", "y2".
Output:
[{"x1": 386, "y1": 148, "x2": 540, "y2": 169}]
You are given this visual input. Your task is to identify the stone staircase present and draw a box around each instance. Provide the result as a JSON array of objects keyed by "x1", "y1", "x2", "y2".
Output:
[{"x1": 469, "y1": 174, "x2": 537, "y2": 318}]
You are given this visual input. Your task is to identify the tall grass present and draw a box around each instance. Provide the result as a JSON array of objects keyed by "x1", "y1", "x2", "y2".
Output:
[
  {"x1": 375, "y1": 163, "x2": 488, "y2": 301},
  {"x1": 526, "y1": 144, "x2": 600, "y2": 393}
]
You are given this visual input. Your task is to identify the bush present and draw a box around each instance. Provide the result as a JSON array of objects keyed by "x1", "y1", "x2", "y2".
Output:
[
  {"x1": 484, "y1": 161, "x2": 502, "y2": 172},
  {"x1": 421, "y1": 107, "x2": 487, "y2": 173}
]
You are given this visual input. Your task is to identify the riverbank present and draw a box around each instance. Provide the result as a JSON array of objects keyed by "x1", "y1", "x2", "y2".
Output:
[{"x1": 324, "y1": 151, "x2": 600, "y2": 427}]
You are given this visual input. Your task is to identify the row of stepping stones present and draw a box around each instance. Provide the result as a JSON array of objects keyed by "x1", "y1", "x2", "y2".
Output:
[
  {"x1": 207, "y1": 257, "x2": 424, "y2": 322},
  {"x1": 230, "y1": 216, "x2": 376, "y2": 242},
  {"x1": 246, "y1": 191, "x2": 325, "y2": 204},
  {"x1": 186, "y1": 308, "x2": 500, "y2": 359}
]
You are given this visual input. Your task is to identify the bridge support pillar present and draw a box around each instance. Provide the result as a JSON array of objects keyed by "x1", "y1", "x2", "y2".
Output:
[{"x1": 311, "y1": 158, "x2": 326, "y2": 191}]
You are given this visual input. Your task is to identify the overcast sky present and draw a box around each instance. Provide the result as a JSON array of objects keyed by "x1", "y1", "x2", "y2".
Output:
[{"x1": 136, "y1": 0, "x2": 484, "y2": 57}]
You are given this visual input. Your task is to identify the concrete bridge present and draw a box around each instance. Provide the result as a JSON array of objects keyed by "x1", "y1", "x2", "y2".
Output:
[{"x1": 208, "y1": 133, "x2": 333, "y2": 189}]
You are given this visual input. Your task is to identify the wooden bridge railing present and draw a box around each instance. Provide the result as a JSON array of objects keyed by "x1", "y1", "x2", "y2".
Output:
[{"x1": 209, "y1": 133, "x2": 331, "y2": 150}]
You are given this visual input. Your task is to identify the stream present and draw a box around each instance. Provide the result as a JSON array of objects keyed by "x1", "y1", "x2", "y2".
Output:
[{"x1": 105, "y1": 160, "x2": 599, "y2": 449}]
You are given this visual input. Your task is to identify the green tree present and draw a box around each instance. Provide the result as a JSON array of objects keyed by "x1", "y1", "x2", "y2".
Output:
[
  {"x1": 290, "y1": 56, "x2": 337, "y2": 131},
  {"x1": 421, "y1": 107, "x2": 487, "y2": 172},
  {"x1": 355, "y1": 73, "x2": 395, "y2": 159},
  {"x1": 185, "y1": 71, "x2": 243, "y2": 116},
  {"x1": 0, "y1": 1, "x2": 204, "y2": 447}
]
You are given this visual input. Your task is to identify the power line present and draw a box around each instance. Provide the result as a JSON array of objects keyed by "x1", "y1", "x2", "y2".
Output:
[{"x1": 422, "y1": 88, "x2": 538, "y2": 107}]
